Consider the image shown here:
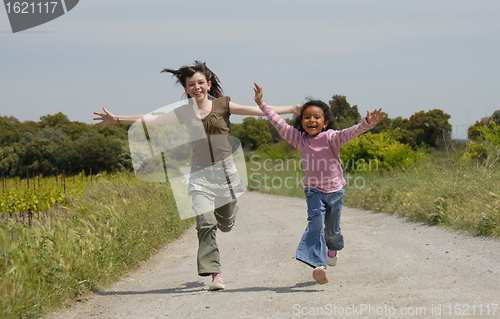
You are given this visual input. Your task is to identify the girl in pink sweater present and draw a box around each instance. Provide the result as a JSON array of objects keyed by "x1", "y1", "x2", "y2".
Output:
[{"x1": 254, "y1": 84, "x2": 384, "y2": 284}]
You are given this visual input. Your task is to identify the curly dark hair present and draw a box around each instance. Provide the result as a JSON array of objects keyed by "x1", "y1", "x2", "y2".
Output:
[
  {"x1": 161, "y1": 61, "x2": 223, "y2": 100},
  {"x1": 293, "y1": 99, "x2": 336, "y2": 132}
]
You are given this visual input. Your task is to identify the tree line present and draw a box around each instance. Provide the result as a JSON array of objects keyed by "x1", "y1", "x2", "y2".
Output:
[
  {"x1": 2, "y1": 97, "x2": 497, "y2": 178},
  {"x1": 0, "y1": 112, "x2": 132, "y2": 178}
]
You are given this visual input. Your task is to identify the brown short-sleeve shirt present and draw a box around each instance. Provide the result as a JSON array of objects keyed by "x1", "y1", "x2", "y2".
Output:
[{"x1": 174, "y1": 97, "x2": 233, "y2": 165}]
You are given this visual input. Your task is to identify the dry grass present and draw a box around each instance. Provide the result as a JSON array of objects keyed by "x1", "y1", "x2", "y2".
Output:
[{"x1": 343, "y1": 155, "x2": 500, "y2": 238}]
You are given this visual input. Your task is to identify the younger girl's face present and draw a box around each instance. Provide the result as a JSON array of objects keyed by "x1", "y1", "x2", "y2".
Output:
[
  {"x1": 301, "y1": 105, "x2": 329, "y2": 137},
  {"x1": 184, "y1": 72, "x2": 212, "y2": 102}
]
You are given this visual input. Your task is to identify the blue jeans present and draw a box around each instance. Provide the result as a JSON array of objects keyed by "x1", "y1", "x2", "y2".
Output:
[{"x1": 296, "y1": 188, "x2": 345, "y2": 268}]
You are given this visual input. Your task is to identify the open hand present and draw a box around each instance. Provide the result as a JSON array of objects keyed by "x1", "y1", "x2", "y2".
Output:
[
  {"x1": 254, "y1": 83, "x2": 263, "y2": 105},
  {"x1": 93, "y1": 107, "x2": 117, "y2": 130},
  {"x1": 366, "y1": 108, "x2": 385, "y2": 126}
]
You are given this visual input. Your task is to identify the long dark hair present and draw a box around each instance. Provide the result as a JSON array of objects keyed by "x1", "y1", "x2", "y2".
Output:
[
  {"x1": 161, "y1": 61, "x2": 223, "y2": 100},
  {"x1": 293, "y1": 99, "x2": 336, "y2": 132}
]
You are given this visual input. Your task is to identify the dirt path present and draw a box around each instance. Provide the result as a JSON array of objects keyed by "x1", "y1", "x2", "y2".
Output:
[{"x1": 46, "y1": 191, "x2": 500, "y2": 318}]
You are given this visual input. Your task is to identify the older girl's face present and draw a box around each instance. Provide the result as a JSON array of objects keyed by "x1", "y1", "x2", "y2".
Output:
[
  {"x1": 301, "y1": 105, "x2": 329, "y2": 137},
  {"x1": 184, "y1": 72, "x2": 212, "y2": 102}
]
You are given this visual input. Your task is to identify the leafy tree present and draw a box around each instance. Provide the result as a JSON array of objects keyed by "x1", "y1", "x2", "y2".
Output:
[
  {"x1": 473, "y1": 121, "x2": 500, "y2": 147},
  {"x1": 98, "y1": 123, "x2": 131, "y2": 140},
  {"x1": 0, "y1": 115, "x2": 36, "y2": 146},
  {"x1": 468, "y1": 109, "x2": 500, "y2": 140},
  {"x1": 0, "y1": 115, "x2": 19, "y2": 125},
  {"x1": 19, "y1": 139, "x2": 59, "y2": 176},
  {"x1": 54, "y1": 139, "x2": 81, "y2": 175},
  {"x1": 58, "y1": 135, "x2": 123, "y2": 175},
  {"x1": 19, "y1": 132, "x2": 36, "y2": 146},
  {"x1": 59, "y1": 121, "x2": 94, "y2": 141},
  {"x1": 492, "y1": 110, "x2": 500, "y2": 125},
  {"x1": 409, "y1": 109, "x2": 452, "y2": 148},
  {"x1": 40, "y1": 112, "x2": 96, "y2": 141},
  {"x1": 231, "y1": 117, "x2": 272, "y2": 150},
  {"x1": 37, "y1": 127, "x2": 67, "y2": 144},
  {"x1": 329, "y1": 95, "x2": 361, "y2": 130},
  {"x1": 116, "y1": 140, "x2": 133, "y2": 171},
  {"x1": 466, "y1": 121, "x2": 500, "y2": 166},
  {"x1": 0, "y1": 145, "x2": 22, "y2": 177},
  {"x1": 75, "y1": 129, "x2": 98, "y2": 143},
  {"x1": 391, "y1": 110, "x2": 452, "y2": 149},
  {"x1": 40, "y1": 112, "x2": 70, "y2": 127},
  {"x1": 77, "y1": 135, "x2": 123, "y2": 174},
  {"x1": 55, "y1": 127, "x2": 131, "y2": 175}
]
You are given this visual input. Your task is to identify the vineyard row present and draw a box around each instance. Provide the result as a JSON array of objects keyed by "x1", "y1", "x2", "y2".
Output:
[{"x1": 1, "y1": 169, "x2": 125, "y2": 224}]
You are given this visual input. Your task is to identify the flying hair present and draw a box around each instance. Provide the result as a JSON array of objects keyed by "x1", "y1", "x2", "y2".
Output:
[{"x1": 161, "y1": 60, "x2": 224, "y2": 100}]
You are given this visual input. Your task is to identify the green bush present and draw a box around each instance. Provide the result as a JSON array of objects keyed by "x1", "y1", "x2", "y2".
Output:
[
  {"x1": 340, "y1": 132, "x2": 425, "y2": 172},
  {"x1": 466, "y1": 121, "x2": 500, "y2": 166}
]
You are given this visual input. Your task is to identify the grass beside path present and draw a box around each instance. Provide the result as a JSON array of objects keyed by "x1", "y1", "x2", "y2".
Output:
[
  {"x1": 343, "y1": 159, "x2": 500, "y2": 238},
  {"x1": 0, "y1": 174, "x2": 193, "y2": 319},
  {"x1": 247, "y1": 154, "x2": 500, "y2": 238}
]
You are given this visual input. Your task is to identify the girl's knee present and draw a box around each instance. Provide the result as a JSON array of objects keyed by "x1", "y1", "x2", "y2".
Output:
[
  {"x1": 307, "y1": 209, "x2": 324, "y2": 232},
  {"x1": 214, "y1": 210, "x2": 236, "y2": 232},
  {"x1": 217, "y1": 221, "x2": 235, "y2": 232}
]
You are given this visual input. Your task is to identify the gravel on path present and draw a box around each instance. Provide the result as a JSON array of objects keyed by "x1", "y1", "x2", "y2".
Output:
[{"x1": 46, "y1": 191, "x2": 500, "y2": 319}]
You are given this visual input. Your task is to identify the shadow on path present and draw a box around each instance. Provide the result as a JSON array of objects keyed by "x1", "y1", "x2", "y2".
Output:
[{"x1": 94, "y1": 281, "x2": 322, "y2": 296}]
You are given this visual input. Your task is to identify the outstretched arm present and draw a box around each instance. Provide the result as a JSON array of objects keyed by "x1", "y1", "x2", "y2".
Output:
[
  {"x1": 230, "y1": 83, "x2": 302, "y2": 116},
  {"x1": 229, "y1": 102, "x2": 302, "y2": 116},
  {"x1": 93, "y1": 108, "x2": 143, "y2": 130},
  {"x1": 333, "y1": 109, "x2": 385, "y2": 148},
  {"x1": 93, "y1": 108, "x2": 178, "y2": 130}
]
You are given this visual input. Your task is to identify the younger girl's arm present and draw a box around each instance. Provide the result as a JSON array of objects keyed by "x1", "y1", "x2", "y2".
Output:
[
  {"x1": 253, "y1": 83, "x2": 302, "y2": 148},
  {"x1": 332, "y1": 109, "x2": 385, "y2": 148}
]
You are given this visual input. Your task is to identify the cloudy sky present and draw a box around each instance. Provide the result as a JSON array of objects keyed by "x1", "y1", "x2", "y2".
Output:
[{"x1": 1, "y1": 0, "x2": 499, "y2": 139}]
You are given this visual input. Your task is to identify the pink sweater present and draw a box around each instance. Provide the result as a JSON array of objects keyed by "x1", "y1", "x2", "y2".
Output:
[{"x1": 259, "y1": 102, "x2": 374, "y2": 193}]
